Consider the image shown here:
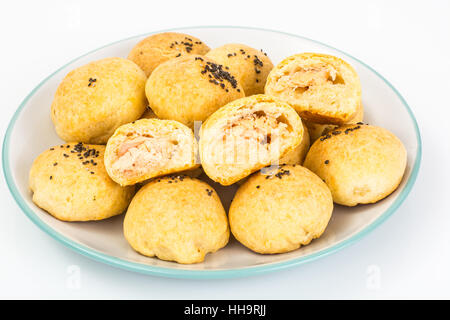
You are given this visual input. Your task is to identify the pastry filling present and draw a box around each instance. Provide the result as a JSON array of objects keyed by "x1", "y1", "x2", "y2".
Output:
[
  {"x1": 273, "y1": 63, "x2": 344, "y2": 95},
  {"x1": 217, "y1": 110, "x2": 292, "y2": 165},
  {"x1": 112, "y1": 134, "x2": 180, "y2": 177}
]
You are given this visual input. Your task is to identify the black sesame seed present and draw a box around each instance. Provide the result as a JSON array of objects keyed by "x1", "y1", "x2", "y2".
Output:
[
  {"x1": 53, "y1": 162, "x2": 58, "y2": 166},
  {"x1": 256, "y1": 185, "x2": 260, "y2": 189},
  {"x1": 325, "y1": 160, "x2": 330, "y2": 164},
  {"x1": 49, "y1": 176, "x2": 53, "y2": 180}
]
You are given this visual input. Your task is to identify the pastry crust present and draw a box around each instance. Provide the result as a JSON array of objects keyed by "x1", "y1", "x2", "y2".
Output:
[
  {"x1": 229, "y1": 165, "x2": 333, "y2": 254},
  {"x1": 199, "y1": 94, "x2": 303, "y2": 186},
  {"x1": 303, "y1": 124, "x2": 407, "y2": 206},
  {"x1": 29, "y1": 143, "x2": 135, "y2": 221},
  {"x1": 279, "y1": 120, "x2": 310, "y2": 165},
  {"x1": 145, "y1": 55, "x2": 245, "y2": 128},
  {"x1": 123, "y1": 176, "x2": 229, "y2": 264},
  {"x1": 206, "y1": 44, "x2": 273, "y2": 96},
  {"x1": 128, "y1": 32, "x2": 210, "y2": 77},
  {"x1": 104, "y1": 119, "x2": 199, "y2": 186},
  {"x1": 51, "y1": 57, "x2": 147, "y2": 144},
  {"x1": 305, "y1": 102, "x2": 364, "y2": 142},
  {"x1": 265, "y1": 53, "x2": 361, "y2": 124}
]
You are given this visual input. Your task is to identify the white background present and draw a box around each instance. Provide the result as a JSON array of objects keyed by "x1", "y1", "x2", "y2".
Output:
[{"x1": 0, "y1": 0, "x2": 449, "y2": 299}]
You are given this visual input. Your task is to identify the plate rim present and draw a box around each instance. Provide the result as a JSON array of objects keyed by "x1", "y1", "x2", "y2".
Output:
[{"x1": 2, "y1": 25, "x2": 422, "y2": 279}]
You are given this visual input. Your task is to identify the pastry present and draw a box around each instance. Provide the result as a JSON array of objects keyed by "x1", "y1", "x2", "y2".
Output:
[
  {"x1": 303, "y1": 124, "x2": 407, "y2": 206},
  {"x1": 265, "y1": 53, "x2": 361, "y2": 124},
  {"x1": 279, "y1": 120, "x2": 310, "y2": 165},
  {"x1": 51, "y1": 57, "x2": 147, "y2": 144},
  {"x1": 104, "y1": 119, "x2": 199, "y2": 186},
  {"x1": 29, "y1": 143, "x2": 135, "y2": 221},
  {"x1": 229, "y1": 165, "x2": 333, "y2": 254},
  {"x1": 305, "y1": 102, "x2": 364, "y2": 142},
  {"x1": 123, "y1": 175, "x2": 229, "y2": 264},
  {"x1": 199, "y1": 94, "x2": 303, "y2": 185},
  {"x1": 145, "y1": 55, "x2": 244, "y2": 128},
  {"x1": 206, "y1": 44, "x2": 273, "y2": 96},
  {"x1": 128, "y1": 32, "x2": 210, "y2": 77}
]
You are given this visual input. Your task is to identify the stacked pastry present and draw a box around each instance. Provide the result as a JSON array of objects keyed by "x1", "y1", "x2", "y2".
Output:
[{"x1": 29, "y1": 32, "x2": 407, "y2": 264}]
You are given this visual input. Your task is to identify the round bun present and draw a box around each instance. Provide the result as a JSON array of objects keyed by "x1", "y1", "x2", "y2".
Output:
[
  {"x1": 51, "y1": 57, "x2": 147, "y2": 144},
  {"x1": 304, "y1": 124, "x2": 407, "y2": 206},
  {"x1": 29, "y1": 143, "x2": 135, "y2": 221},
  {"x1": 200, "y1": 94, "x2": 303, "y2": 186},
  {"x1": 128, "y1": 32, "x2": 210, "y2": 77},
  {"x1": 229, "y1": 165, "x2": 333, "y2": 254},
  {"x1": 146, "y1": 55, "x2": 244, "y2": 128},
  {"x1": 305, "y1": 102, "x2": 364, "y2": 142},
  {"x1": 206, "y1": 44, "x2": 273, "y2": 96},
  {"x1": 265, "y1": 53, "x2": 361, "y2": 124},
  {"x1": 104, "y1": 119, "x2": 199, "y2": 186},
  {"x1": 124, "y1": 176, "x2": 229, "y2": 264}
]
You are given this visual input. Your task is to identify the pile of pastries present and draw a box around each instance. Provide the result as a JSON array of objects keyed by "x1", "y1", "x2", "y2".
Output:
[{"x1": 29, "y1": 32, "x2": 407, "y2": 264}]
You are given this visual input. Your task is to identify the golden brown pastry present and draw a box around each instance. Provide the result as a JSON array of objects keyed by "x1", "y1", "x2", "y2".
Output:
[
  {"x1": 128, "y1": 32, "x2": 210, "y2": 77},
  {"x1": 206, "y1": 44, "x2": 273, "y2": 96},
  {"x1": 51, "y1": 57, "x2": 147, "y2": 144},
  {"x1": 199, "y1": 94, "x2": 303, "y2": 186},
  {"x1": 229, "y1": 165, "x2": 333, "y2": 254},
  {"x1": 145, "y1": 55, "x2": 245, "y2": 128},
  {"x1": 305, "y1": 102, "x2": 364, "y2": 142},
  {"x1": 104, "y1": 119, "x2": 199, "y2": 186},
  {"x1": 303, "y1": 124, "x2": 407, "y2": 206},
  {"x1": 279, "y1": 120, "x2": 310, "y2": 165},
  {"x1": 124, "y1": 176, "x2": 229, "y2": 264},
  {"x1": 29, "y1": 143, "x2": 135, "y2": 221},
  {"x1": 265, "y1": 53, "x2": 361, "y2": 125}
]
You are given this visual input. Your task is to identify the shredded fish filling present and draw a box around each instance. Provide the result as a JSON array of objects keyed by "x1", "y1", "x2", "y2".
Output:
[
  {"x1": 273, "y1": 64, "x2": 341, "y2": 93},
  {"x1": 219, "y1": 111, "x2": 291, "y2": 165},
  {"x1": 112, "y1": 136, "x2": 178, "y2": 177}
]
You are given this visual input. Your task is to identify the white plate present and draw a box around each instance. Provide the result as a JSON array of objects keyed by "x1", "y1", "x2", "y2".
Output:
[{"x1": 2, "y1": 26, "x2": 421, "y2": 279}]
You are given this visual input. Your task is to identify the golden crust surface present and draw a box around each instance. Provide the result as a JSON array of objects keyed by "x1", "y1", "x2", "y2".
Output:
[
  {"x1": 29, "y1": 143, "x2": 135, "y2": 221},
  {"x1": 51, "y1": 57, "x2": 147, "y2": 144},
  {"x1": 199, "y1": 94, "x2": 303, "y2": 185},
  {"x1": 123, "y1": 176, "x2": 229, "y2": 264},
  {"x1": 305, "y1": 102, "x2": 364, "y2": 142},
  {"x1": 128, "y1": 32, "x2": 210, "y2": 77},
  {"x1": 303, "y1": 124, "x2": 407, "y2": 206},
  {"x1": 145, "y1": 55, "x2": 244, "y2": 128},
  {"x1": 206, "y1": 44, "x2": 273, "y2": 96},
  {"x1": 279, "y1": 120, "x2": 310, "y2": 165},
  {"x1": 265, "y1": 53, "x2": 361, "y2": 124},
  {"x1": 104, "y1": 119, "x2": 199, "y2": 186},
  {"x1": 229, "y1": 165, "x2": 333, "y2": 254}
]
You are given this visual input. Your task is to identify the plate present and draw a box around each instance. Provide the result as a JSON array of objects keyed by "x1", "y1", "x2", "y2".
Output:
[{"x1": 2, "y1": 26, "x2": 421, "y2": 279}]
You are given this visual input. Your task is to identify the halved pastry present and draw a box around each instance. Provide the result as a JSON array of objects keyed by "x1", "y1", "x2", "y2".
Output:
[
  {"x1": 199, "y1": 95, "x2": 303, "y2": 186},
  {"x1": 265, "y1": 53, "x2": 361, "y2": 125},
  {"x1": 104, "y1": 119, "x2": 199, "y2": 186}
]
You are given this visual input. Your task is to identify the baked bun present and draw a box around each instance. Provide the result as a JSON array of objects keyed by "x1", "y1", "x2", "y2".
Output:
[
  {"x1": 29, "y1": 143, "x2": 135, "y2": 221},
  {"x1": 104, "y1": 119, "x2": 199, "y2": 186},
  {"x1": 128, "y1": 32, "x2": 210, "y2": 77},
  {"x1": 229, "y1": 165, "x2": 333, "y2": 254},
  {"x1": 51, "y1": 57, "x2": 147, "y2": 144},
  {"x1": 206, "y1": 44, "x2": 273, "y2": 96},
  {"x1": 305, "y1": 102, "x2": 364, "y2": 142},
  {"x1": 304, "y1": 124, "x2": 407, "y2": 206},
  {"x1": 123, "y1": 176, "x2": 229, "y2": 264},
  {"x1": 279, "y1": 120, "x2": 310, "y2": 165},
  {"x1": 146, "y1": 55, "x2": 244, "y2": 128},
  {"x1": 265, "y1": 53, "x2": 361, "y2": 124},
  {"x1": 199, "y1": 94, "x2": 303, "y2": 185}
]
